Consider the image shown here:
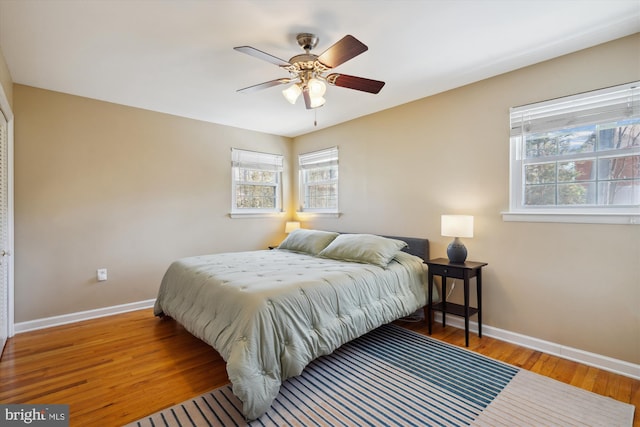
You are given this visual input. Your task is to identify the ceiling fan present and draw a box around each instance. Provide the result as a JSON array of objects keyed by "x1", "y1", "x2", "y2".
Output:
[{"x1": 234, "y1": 33, "x2": 385, "y2": 109}]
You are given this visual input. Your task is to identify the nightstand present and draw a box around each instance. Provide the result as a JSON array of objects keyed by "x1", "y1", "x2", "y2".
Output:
[{"x1": 425, "y1": 258, "x2": 488, "y2": 347}]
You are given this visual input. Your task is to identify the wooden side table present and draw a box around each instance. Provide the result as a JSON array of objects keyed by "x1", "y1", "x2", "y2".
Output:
[{"x1": 425, "y1": 258, "x2": 488, "y2": 347}]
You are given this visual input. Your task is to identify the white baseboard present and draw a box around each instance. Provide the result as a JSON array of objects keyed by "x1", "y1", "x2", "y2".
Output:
[
  {"x1": 13, "y1": 302, "x2": 639, "y2": 380},
  {"x1": 436, "y1": 313, "x2": 640, "y2": 380},
  {"x1": 13, "y1": 299, "x2": 156, "y2": 334}
]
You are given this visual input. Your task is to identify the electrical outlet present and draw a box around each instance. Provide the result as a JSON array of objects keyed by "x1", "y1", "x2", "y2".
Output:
[{"x1": 97, "y1": 268, "x2": 108, "y2": 282}]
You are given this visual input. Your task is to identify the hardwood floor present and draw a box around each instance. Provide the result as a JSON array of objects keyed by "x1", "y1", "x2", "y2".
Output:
[{"x1": 0, "y1": 308, "x2": 638, "y2": 426}]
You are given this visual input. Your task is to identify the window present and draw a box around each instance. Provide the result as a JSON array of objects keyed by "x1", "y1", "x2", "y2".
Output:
[
  {"x1": 506, "y1": 82, "x2": 640, "y2": 224},
  {"x1": 231, "y1": 148, "x2": 283, "y2": 216},
  {"x1": 299, "y1": 146, "x2": 339, "y2": 214}
]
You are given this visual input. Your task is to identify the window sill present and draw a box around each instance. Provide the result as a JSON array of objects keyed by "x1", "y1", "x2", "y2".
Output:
[
  {"x1": 296, "y1": 211, "x2": 341, "y2": 219},
  {"x1": 229, "y1": 212, "x2": 285, "y2": 219},
  {"x1": 501, "y1": 211, "x2": 640, "y2": 225}
]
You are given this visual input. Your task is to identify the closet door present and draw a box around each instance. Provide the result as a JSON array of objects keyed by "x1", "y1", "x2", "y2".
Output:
[{"x1": 0, "y1": 112, "x2": 8, "y2": 357}]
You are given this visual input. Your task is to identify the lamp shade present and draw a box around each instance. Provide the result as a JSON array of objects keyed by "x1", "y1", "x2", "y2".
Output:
[
  {"x1": 282, "y1": 84, "x2": 302, "y2": 104},
  {"x1": 285, "y1": 221, "x2": 301, "y2": 234},
  {"x1": 309, "y1": 96, "x2": 326, "y2": 108},
  {"x1": 307, "y1": 78, "x2": 326, "y2": 97},
  {"x1": 441, "y1": 215, "x2": 474, "y2": 238}
]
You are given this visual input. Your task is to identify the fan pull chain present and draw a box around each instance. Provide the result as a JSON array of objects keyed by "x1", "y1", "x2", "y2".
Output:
[{"x1": 314, "y1": 109, "x2": 318, "y2": 127}]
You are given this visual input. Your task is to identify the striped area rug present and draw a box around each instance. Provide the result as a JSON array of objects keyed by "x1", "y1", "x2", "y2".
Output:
[{"x1": 126, "y1": 325, "x2": 634, "y2": 426}]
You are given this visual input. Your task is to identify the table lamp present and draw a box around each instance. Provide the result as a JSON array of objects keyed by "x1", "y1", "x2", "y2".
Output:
[{"x1": 441, "y1": 215, "x2": 474, "y2": 263}]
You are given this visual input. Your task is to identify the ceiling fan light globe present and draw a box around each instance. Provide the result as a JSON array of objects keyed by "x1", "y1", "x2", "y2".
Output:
[
  {"x1": 309, "y1": 95, "x2": 326, "y2": 108},
  {"x1": 307, "y1": 78, "x2": 326, "y2": 97},
  {"x1": 282, "y1": 84, "x2": 302, "y2": 104}
]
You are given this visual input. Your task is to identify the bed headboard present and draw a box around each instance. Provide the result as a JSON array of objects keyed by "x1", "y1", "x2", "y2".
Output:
[{"x1": 382, "y1": 235, "x2": 430, "y2": 262}]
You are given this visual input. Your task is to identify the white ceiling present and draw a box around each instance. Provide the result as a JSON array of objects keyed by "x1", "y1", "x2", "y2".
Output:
[{"x1": 1, "y1": 0, "x2": 638, "y2": 138}]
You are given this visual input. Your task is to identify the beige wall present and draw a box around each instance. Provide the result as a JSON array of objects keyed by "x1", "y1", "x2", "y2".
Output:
[
  {"x1": 12, "y1": 34, "x2": 639, "y2": 365},
  {"x1": 14, "y1": 85, "x2": 292, "y2": 322},
  {"x1": 294, "y1": 34, "x2": 640, "y2": 364}
]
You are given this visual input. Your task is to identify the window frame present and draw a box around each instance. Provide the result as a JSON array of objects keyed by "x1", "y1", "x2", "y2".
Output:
[
  {"x1": 230, "y1": 148, "x2": 284, "y2": 217},
  {"x1": 298, "y1": 146, "x2": 339, "y2": 216},
  {"x1": 504, "y1": 82, "x2": 640, "y2": 225}
]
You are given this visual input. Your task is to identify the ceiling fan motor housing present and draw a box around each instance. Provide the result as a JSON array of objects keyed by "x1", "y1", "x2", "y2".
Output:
[
  {"x1": 289, "y1": 34, "x2": 322, "y2": 83},
  {"x1": 296, "y1": 33, "x2": 319, "y2": 52}
]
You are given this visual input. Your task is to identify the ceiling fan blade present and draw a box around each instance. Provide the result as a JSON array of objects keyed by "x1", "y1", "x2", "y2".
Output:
[
  {"x1": 317, "y1": 35, "x2": 368, "y2": 69},
  {"x1": 326, "y1": 73, "x2": 385, "y2": 94},
  {"x1": 234, "y1": 46, "x2": 291, "y2": 67},
  {"x1": 237, "y1": 78, "x2": 292, "y2": 93}
]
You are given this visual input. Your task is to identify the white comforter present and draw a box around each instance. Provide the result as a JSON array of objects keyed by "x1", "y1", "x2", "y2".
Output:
[{"x1": 153, "y1": 249, "x2": 427, "y2": 420}]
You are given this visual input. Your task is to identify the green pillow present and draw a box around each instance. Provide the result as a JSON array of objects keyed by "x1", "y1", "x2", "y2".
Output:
[
  {"x1": 277, "y1": 229, "x2": 339, "y2": 255},
  {"x1": 318, "y1": 234, "x2": 407, "y2": 267}
]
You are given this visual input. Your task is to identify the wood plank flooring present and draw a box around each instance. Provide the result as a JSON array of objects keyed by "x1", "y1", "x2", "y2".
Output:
[{"x1": 0, "y1": 308, "x2": 638, "y2": 426}]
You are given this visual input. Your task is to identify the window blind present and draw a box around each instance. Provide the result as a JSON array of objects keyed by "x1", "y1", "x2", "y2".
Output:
[
  {"x1": 299, "y1": 146, "x2": 338, "y2": 170},
  {"x1": 510, "y1": 81, "x2": 639, "y2": 136},
  {"x1": 231, "y1": 148, "x2": 283, "y2": 172}
]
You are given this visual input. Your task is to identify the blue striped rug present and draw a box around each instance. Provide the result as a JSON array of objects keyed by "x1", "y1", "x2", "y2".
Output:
[{"x1": 126, "y1": 325, "x2": 634, "y2": 426}]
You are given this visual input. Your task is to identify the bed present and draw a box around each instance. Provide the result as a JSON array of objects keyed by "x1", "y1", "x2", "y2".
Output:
[{"x1": 153, "y1": 230, "x2": 434, "y2": 420}]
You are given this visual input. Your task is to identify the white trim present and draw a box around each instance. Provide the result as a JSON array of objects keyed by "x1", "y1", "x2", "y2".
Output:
[
  {"x1": 13, "y1": 299, "x2": 156, "y2": 334},
  {"x1": 295, "y1": 211, "x2": 341, "y2": 219},
  {"x1": 0, "y1": 82, "x2": 13, "y2": 342},
  {"x1": 501, "y1": 211, "x2": 640, "y2": 224},
  {"x1": 0, "y1": 88, "x2": 12, "y2": 123},
  {"x1": 6, "y1": 117, "x2": 13, "y2": 337},
  {"x1": 229, "y1": 212, "x2": 286, "y2": 219},
  {"x1": 437, "y1": 313, "x2": 640, "y2": 380}
]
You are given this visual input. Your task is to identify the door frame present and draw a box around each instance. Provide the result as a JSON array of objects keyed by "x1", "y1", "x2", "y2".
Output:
[{"x1": 0, "y1": 83, "x2": 14, "y2": 342}]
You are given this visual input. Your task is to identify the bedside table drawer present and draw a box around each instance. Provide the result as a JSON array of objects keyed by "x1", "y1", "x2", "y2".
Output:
[{"x1": 428, "y1": 264, "x2": 465, "y2": 279}]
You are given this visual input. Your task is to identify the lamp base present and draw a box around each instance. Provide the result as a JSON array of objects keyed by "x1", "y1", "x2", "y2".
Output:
[{"x1": 447, "y1": 237, "x2": 468, "y2": 264}]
